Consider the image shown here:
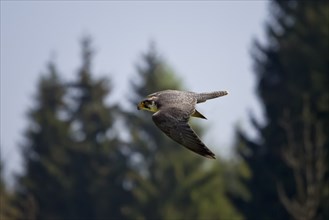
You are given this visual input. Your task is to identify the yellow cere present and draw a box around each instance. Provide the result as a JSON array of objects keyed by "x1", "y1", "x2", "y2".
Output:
[{"x1": 138, "y1": 101, "x2": 158, "y2": 113}]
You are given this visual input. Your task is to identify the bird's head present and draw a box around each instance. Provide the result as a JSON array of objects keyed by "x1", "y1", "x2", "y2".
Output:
[{"x1": 137, "y1": 97, "x2": 158, "y2": 112}]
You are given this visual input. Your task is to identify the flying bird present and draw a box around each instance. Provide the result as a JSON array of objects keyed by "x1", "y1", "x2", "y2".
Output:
[{"x1": 137, "y1": 90, "x2": 228, "y2": 159}]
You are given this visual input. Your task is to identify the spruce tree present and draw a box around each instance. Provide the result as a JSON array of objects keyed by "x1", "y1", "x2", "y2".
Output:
[
  {"x1": 233, "y1": 1, "x2": 329, "y2": 220},
  {"x1": 17, "y1": 62, "x2": 71, "y2": 219},
  {"x1": 17, "y1": 38, "x2": 132, "y2": 220},
  {"x1": 123, "y1": 44, "x2": 243, "y2": 220},
  {"x1": 64, "y1": 37, "x2": 132, "y2": 220},
  {"x1": 0, "y1": 161, "x2": 23, "y2": 220}
]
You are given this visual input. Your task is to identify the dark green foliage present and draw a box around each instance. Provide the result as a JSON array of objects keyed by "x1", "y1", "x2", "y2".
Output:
[
  {"x1": 17, "y1": 62, "x2": 71, "y2": 219},
  {"x1": 16, "y1": 38, "x2": 131, "y2": 220},
  {"x1": 59, "y1": 37, "x2": 132, "y2": 220},
  {"x1": 123, "y1": 44, "x2": 244, "y2": 220},
  {"x1": 0, "y1": 162, "x2": 23, "y2": 220},
  {"x1": 233, "y1": 1, "x2": 329, "y2": 220},
  {"x1": 13, "y1": 39, "x2": 245, "y2": 220}
]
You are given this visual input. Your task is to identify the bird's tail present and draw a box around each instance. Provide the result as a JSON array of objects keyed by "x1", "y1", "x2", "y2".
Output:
[{"x1": 196, "y1": 91, "x2": 228, "y2": 103}]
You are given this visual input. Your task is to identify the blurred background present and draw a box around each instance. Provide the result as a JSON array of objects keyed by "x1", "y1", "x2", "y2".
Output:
[{"x1": 1, "y1": 1, "x2": 328, "y2": 220}]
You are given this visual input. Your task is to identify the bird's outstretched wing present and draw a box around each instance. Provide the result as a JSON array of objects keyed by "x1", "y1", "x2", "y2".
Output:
[{"x1": 152, "y1": 108, "x2": 215, "y2": 159}]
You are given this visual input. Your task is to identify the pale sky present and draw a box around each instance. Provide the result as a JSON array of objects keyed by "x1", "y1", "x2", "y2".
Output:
[{"x1": 1, "y1": 1, "x2": 268, "y2": 181}]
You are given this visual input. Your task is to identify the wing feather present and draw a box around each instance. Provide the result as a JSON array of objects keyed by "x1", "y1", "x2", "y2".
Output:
[{"x1": 152, "y1": 108, "x2": 215, "y2": 159}]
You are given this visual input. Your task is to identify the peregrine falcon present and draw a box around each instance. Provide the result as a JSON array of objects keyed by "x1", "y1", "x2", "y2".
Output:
[{"x1": 137, "y1": 90, "x2": 228, "y2": 159}]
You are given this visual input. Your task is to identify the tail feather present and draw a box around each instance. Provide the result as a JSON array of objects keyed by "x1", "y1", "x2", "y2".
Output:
[{"x1": 196, "y1": 91, "x2": 228, "y2": 103}]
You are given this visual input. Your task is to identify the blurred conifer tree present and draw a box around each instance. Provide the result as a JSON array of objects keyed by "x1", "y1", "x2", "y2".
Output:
[
  {"x1": 0, "y1": 161, "x2": 23, "y2": 220},
  {"x1": 62, "y1": 37, "x2": 132, "y2": 220},
  {"x1": 16, "y1": 38, "x2": 246, "y2": 220},
  {"x1": 16, "y1": 37, "x2": 132, "y2": 220},
  {"x1": 123, "y1": 44, "x2": 244, "y2": 220},
  {"x1": 233, "y1": 1, "x2": 329, "y2": 220},
  {"x1": 16, "y1": 61, "x2": 71, "y2": 219}
]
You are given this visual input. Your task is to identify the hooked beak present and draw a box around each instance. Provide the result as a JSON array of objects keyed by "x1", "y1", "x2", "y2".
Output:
[{"x1": 137, "y1": 102, "x2": 143, "y2": 110}]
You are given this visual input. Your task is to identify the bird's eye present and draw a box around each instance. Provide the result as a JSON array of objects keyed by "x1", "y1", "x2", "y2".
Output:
[{"x1": 142, "y1": 100, "x2": 150, "y2": 108}]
